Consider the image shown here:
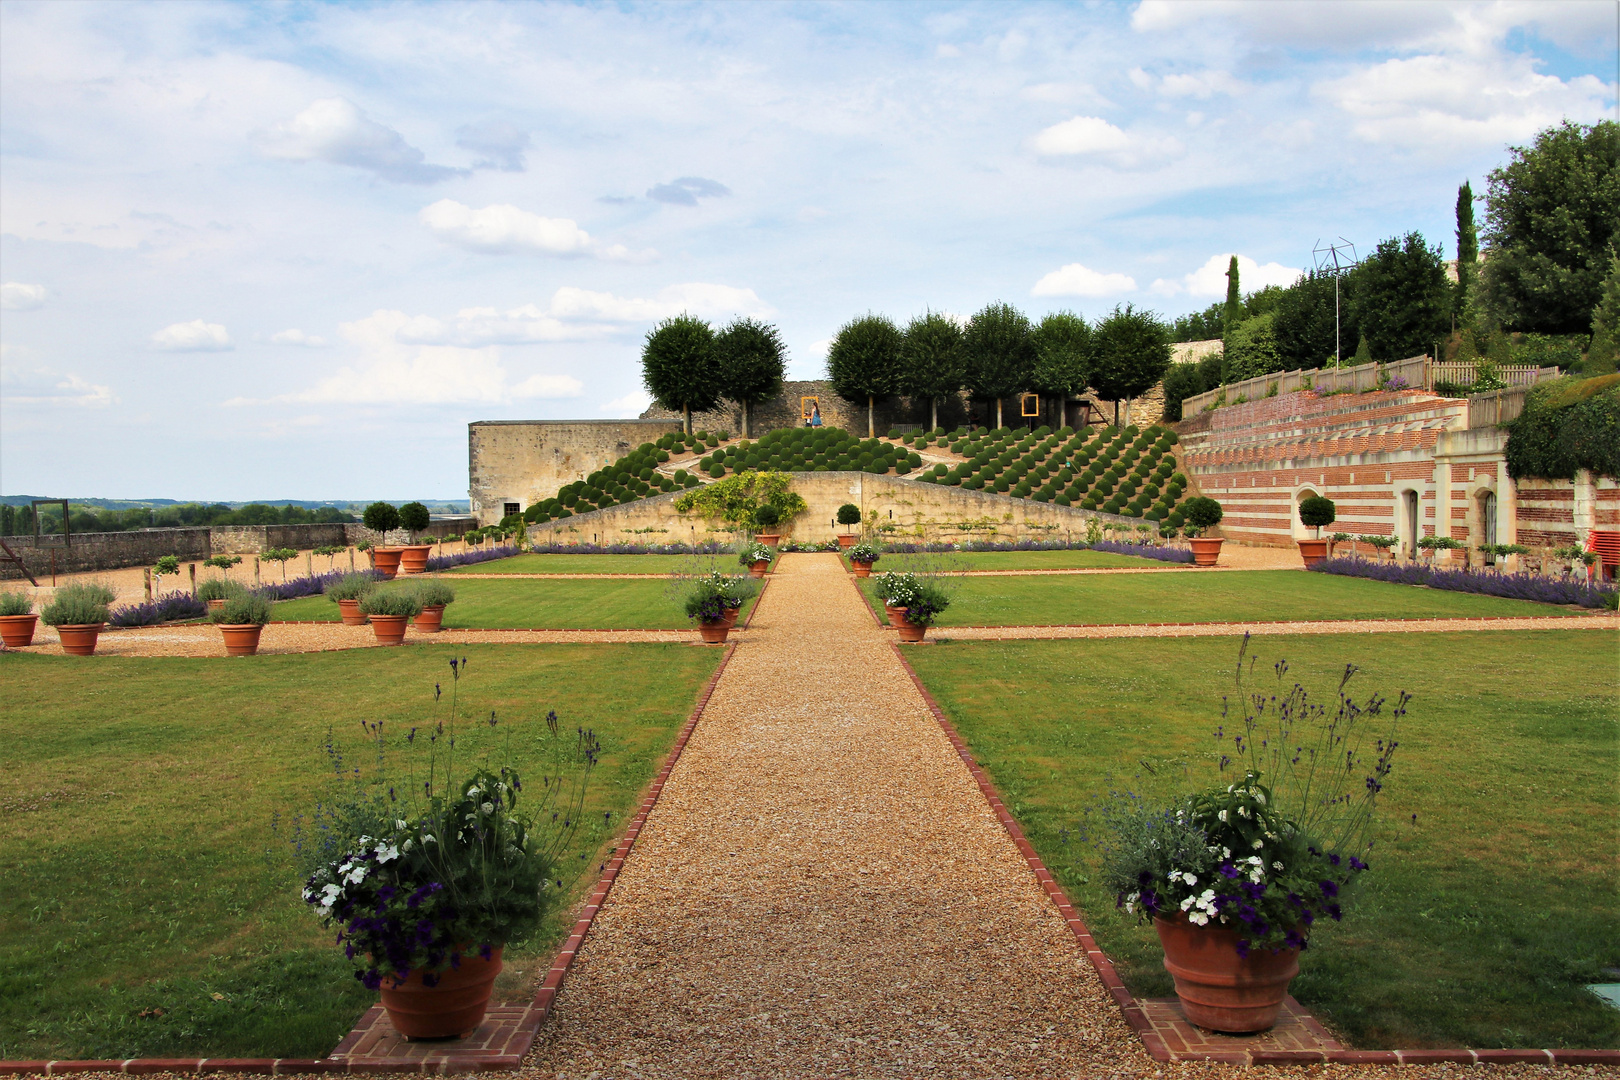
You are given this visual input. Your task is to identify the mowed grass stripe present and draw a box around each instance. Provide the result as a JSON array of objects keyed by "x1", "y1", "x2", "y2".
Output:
[
  {"x1": 445, "y1": 553, "x2": 736, "y2": 576},
  {"x1": 904, "y1": 631, "x2": 1619, "y2": 1051},
  {"x1": 873, "y1": 549, "x2": 1187, "y2": 572}
]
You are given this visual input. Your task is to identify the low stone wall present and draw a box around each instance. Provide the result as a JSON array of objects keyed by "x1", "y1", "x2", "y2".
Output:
[
  {"x1": 211, "y1": 523, "x2": 350, "y2": 554},
  {"x1": 525, "y1": 472, "x2": 1136, "y2": 547},
  {"x1": 0, "y1": 528, "x2": 212, "y2": 581}
]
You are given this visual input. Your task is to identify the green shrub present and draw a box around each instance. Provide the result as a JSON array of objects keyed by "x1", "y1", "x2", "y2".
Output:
[
  {"x1": 211, "y1": 592, "x2": 273, "y2": 626},
  {"x1": 326, "y1": 572, "x2": 379, "y2": 602},
  {"x1": 837, "y1": 503, "x2": 861, "y2": 526},
  {"x1": 753, "y1": 504, "x2": 781, "y2": 528},
  {"x1": 363, "y1": 502, "x2": 401, "y2": 534},
  {"x1": 153, "y1": 555, "x2": 181, "y2": 577},
  {"x1": 197, "y1": 578, "x2": 248, "y2": 602},
  {"x1": 41, "y1": 583, "x2": 115, "y2": 626},
  {"x1": 414, "y1": 580, "x2": 456, "y2": 608},
  {"x1": 0, "y1": 591, "x2": 34, "y2": 616},
  {"x1": 1299, "y1": 495, "x2": 1337, "y2": 533},
  {"x1": 902, "y1": 582, "x2": 951, "y2": 626},
  {"x1": 1181, "y1": 496, "x2": 1224, "y2": 532},
  {"x1": 359, "y1": 589, "x2": 424, "y2": 618}
]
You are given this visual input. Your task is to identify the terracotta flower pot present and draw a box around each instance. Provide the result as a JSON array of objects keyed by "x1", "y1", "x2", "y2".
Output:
[
  {"x1": 836, "y1": 534, "x2": 857, "y2": 550},
  {"x1": 697, "y1": 619, "x2": 731, "y2": 644},
  {"x1": 218, "y1": 624, "x2": 264, "y2": 657},
  {"x1": 851, "y1": 560, "x2": 875, "y2": 578},
  {"x1": 56, "y1": 623, "x2": 104, "y2": 656},
  {"x1": 748, "y1": 559, "x2": 769, "y2": 578},
  {"x1": 337, "y1": 598, "x2": 368, "y2": 626},
  {"x1": 896, "y1": 620, "x2": 927, "y2": 642},
  {"x1": 1154, "y1": 915, "x2": 1301, "y2": 1033},
  {"x1": 1189, "y1": 537, "x2": 1224, "y2": 567},
  {"x1": 1297, "y1": 539, "x2": 1329, "y2": 568},
  {"x1": 207, "y1": 598, "x2": 226, "y2": 614},
  {"x1": 371, "y1": 547, "x2": 404, "y2": 580},
  {"x1": 754, "y1": 533, "x2": 780, "y2": 548},
  {"x1": 0, "y1": 613, "x2": 38, "y2": 648},
  {"x1": 379, "y1": 947, "x2": 502, "y2": 1040},
  {"x1": 721, "y1": 605, "x2": 741, "y2": 627},
  {"x1": 369, "y1": 613, "x2": 411, "y2": 646},
  {"x1": 884, "y1": 603, "x2": 908, "y2": 625},
  {"x1": 398, "y1": 544, "x2": 433, "y2": 575},
  {"x1": 414, "y1": 604, "x2": 446, "y2": 633}
]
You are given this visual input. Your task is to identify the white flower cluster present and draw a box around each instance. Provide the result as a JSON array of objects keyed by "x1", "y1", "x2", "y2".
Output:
[{"x1": 1179, "y1": 888, "x2": 1219, "y2": 926}]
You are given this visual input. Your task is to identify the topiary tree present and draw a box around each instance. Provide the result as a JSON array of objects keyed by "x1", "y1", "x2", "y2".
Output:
[
  {"x1": 398, "y1": 501, "x2": 431, "y2": 542},
  {"x1": 900, "y1": 311, "x2": 965, "y2": 431},
  {"x1": 363, "y1": 501, "x2": 401, "y2": 538},
  {"x1": 642, "y1": 314, "x2": 721, "y2": 434},
  {"x1": 752, "y1": 504, "x2": 781, "y2": 530},
  {"x1": 1298, "y1": 495, "x2": 1337, "y2": 538},
  {"x1": 1222, "y1": 255, "x2": 1242, "y2": 335},
  {"x1": 1030, "y1": 311, "x2": 1092, "y2": 430},
  {"x1": 1090, "y1": 304, "x2": 1172, "y2": 428},
  {"x1": 827, "y1": 313, "x2": 904, "y2": 438},
  {"x1": 1180, "y1": 495, "x2": 1223, "y2": 537},
  {"x1": 1455, "y1": 180, "x2": 1480, "y2": 325},
  {"x1": 962, "y1": 302, "x2": 1035, "y2": 429},
  {"x1": 715, "y1": 317, "x2": 786, "y2": 438},
  {"x1": 836, "y1": 503, "x2": 861, "y2": 527}
]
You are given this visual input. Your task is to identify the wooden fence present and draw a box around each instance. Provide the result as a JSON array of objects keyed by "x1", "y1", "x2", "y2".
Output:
[{"x1": 1180, "y1": 355, "x2": 1558, "y2": 416}]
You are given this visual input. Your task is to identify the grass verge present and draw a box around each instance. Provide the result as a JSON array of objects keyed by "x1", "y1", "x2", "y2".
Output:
[
  {"x1": 856, "y1": 549, "x2": 1180, "y2": 572},
  {"x1": 444, "y1": 553, "x2": 745, "y2": 575}
]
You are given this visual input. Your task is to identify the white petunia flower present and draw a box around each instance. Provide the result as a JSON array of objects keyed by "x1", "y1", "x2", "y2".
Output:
[
  {"x1": 1273, "y1": 861, "x2": 1284, "y2": 870},
  {"x1": 481, "y1": 801, "x2": 495, "y2": 814},
  {"x1": 1252, "y1": 839, "x2": 1264, "y2": 849}
]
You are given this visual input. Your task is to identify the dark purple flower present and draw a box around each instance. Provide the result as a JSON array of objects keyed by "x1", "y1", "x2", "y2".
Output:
[
  {"x1": 1325, "y1": 902, "x2": 1342, "y2": 921},
  {"x1": 1284, "y1": 930, "x2": 1306, "y2": 950},
  {"x1": 1349, "y1": 856, "x2": 1367, "y2": 872},
  {"x1": 1219, "y1": 862, "x2": 1240, "y2": 879},
  {"x1": 1327, "y1": 853, "x2": 1341, "y2": 867},
  {"x1": 1235, "y1": 939, "x2": 1251, "y2": 958},
  {"x1": 1319, "y1": 879, "x2": 1339, "y2": 898}
]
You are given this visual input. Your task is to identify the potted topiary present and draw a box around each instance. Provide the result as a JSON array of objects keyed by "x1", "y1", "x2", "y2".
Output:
[
  {"x1": 41, "y1": 583, "x2": 115, "y2": 656},
  {"x1": 1417, "y1": 534, "x2": 1464, "y2": 563},
  {"x1": 1098, "y1": 641, "x2": 1403, "y2": 1033},
  {"x1": 684, "y1": 576, "x2": 734, "y2": 644},
  {"x1": 326, "y1": 572, "x2": 378, "y2": 625},
  {"x1": 413, "y1": 579, "x2": 456, "y2": 633},
  {"x1": 197, "y1": 577, "x2": 247, "y2": 614},
  {"x1": 847, "y1": 542, "x2": 881, "y2": 578},
  {"x1": 211, "y1": 592, "x2": 274, "y2": 656},
  {"x1": 836, "y1": 503, "x2": 862, "y2": 549},
  {"x1": 359, "y1": 586, "x2": 423, "y2": 646},
  {"x1": 873, "y1": 571, "x2": 922, "y2": 626},
  {"x1": 739, "y1": 541, "x2": 774, "y2": 578},
  {"x1": 398, "y1": 502, "x2": 434, "y2": 574},
  {"x1": 896, "y1": 581, "x2": 949, "y2": 642},
  {"x1": 0, "y1": 590, "x2": 38, "y2": 647},
  {"x1": 1297, "y1": 496, "x2": 1336, "y2": 568},
  {"x1": 752, "y1": 504, "x2": 782, "y2": 548},
  {"x1": 1181, "y1": 497, "x2": 1225, "y2": 566},
  {"x1": 364, "y1": 502, "x2": 405, "y2": 579}
]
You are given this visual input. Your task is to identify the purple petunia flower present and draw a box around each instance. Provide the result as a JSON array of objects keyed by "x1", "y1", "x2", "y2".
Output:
[{"x1": 1319, "y1": 879, "x2": 1339, "y2": 898}]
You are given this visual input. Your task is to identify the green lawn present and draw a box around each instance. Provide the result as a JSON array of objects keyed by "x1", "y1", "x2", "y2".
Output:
[
  {"x1": 859, "y1": 569, "x2": 1581, "y2": 626},
  {"x1": 858, "y1": 549, "x2": 1182, "y2": 572},
  {"x1": 273, "y1": 577, "x2": 759, "y2": 629},
  {"x1": 0, "y1": 643, "x2": 722, "y2": 1060},
  {"x1": 445, "y1": 553, "x2": 752, "y2": 575},
  {"x1": 904, "y1": 632, "x2": 1619, "y2": 1050}
]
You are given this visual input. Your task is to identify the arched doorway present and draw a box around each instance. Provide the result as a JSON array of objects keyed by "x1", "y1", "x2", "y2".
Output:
[
  {"x1": 1402, "y1": 489, "x2": 1420, "y2": 558},
  {"x1": 1480, "y1": 490, "x2": 1497, "y2": 564},
  {"x1": 1293, "y1": 489, "x2": 1321, "y2": 541}
]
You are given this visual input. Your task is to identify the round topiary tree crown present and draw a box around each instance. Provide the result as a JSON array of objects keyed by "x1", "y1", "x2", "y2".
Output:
[
  {"x1": 1298, "y1": 495, "x2": 1337, "y2": 537},
  {"x1": 837, "y1": 503, "x2": 862, "y2": 526},
  {"x1": 363, "y1": 501, "x2": 401, "y2": 535},
  {"x1": 1181, "y1": 496, "x2": 1224, "y2": 530}
]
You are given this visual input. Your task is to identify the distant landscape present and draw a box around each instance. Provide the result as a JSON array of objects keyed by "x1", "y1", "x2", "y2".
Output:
[{"x1": 0, "y1": 497, "x2": 470, "y2": 536}]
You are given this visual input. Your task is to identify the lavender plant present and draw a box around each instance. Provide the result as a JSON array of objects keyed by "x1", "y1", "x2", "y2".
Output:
[
  {"x1": 1311, "y1": 555, "x2": 1615, "y2": 608},
  {"x1": 109, "y1": 591, "x2": 207, "y2": 627}
]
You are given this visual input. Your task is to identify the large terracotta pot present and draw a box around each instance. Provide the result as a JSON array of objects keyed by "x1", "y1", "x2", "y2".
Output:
[
  {"x1": 697, "y1": 619, "x2": 731, "y2": 644},
  {"x1": 414, "y1": 604, "x2": 446, "y2": 633},
  {"x1": 754, "y1": 533, "x2": 780, "y2": 548},
  {"x1": 371, "y1": 547, "x2": 404, "y2": 580},
  {"x1": 337, "y1": 598, "x2": 368, "y2": 626},
  {"x1": 1189, "y1": 537, "x2": 1224, "y2": 567},
  {"x1": 207, "y1": 598, "x2": 226, "y2": 615},
  {"x1": 379, "y1": 947, "x2": 502, "y2": 1040},
  {"x1": 369, "y1": 614, "x2": 411, "y2": 646},
  {"x1": 1297, "y1": 539, "x2": 1329, "y2": 568},
  {"x1": 896, "y1": 620, "x2": 927, "y2": 643},
  {"x1": 0, "y1": 613, "x2": 38, "y2": 648},
  {"x1": 884, "y1": 603, "x2": 908, "y2": 625},
  {"x1": 1154, "y1": 915, "x2": 1301, "y2": 1033},
  {"x1": 56, "y1": 623, "x2": 104, "y2": 656},
  {"x1": 721, "y1": 605, "x2": 741, "y2": 628},
  {"x1": 218, "y1": 624, "x2": 264, "y2": 657},
  {"x1": 836, "y1": 534, "x2": 857, "y2": 550},
  {"x1": 851, "y1": 560, "x2": 875, "y2": 578},
  {"x1": 398, "y1": 544, "x2": 433, "y2": 575},
  {"x1": 748, "y1": 559, "x2": 769, "y2": 578}
]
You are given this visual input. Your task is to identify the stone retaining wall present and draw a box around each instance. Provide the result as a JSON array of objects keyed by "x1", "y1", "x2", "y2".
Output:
[{"x1": 0, "y1": 528, "x2": 212, "y2": 581}]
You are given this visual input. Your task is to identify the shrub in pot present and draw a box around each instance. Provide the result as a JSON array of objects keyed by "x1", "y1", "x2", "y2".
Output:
[
  {"x1": 1297, "y1": 496, "x2": 1336, "y2": 567},
  {"x1": 684, "y1": 575, "x2": 738, "y2": 643},
  {"x1": 0, "y1": 590, "x2": 38, "y2": 647},
  {"x1": 398, "y1": 502, "x2": 434, "y2": 573},
  {"x1": 897, "y1": 581, "x2": 949, "y2": 642},
  {"x1": 364, "y1": 503, "x2": 405, "y2": 578},
  {"x1": 847, "y1": 542, "x2": 881, "y2": 577},
  {"x1": 836, "y1": 503, "x2": 861, "y2": 549},
  {"x1": 197, "y1": 577, "x2": 247, "y2": 613},
  {"x1": 738, "y1": 541, "x2": 774, "y2": 578},
  {"x1": 326, "y1": 572, "x2": 379, "y2": 625},
  {"x1": 359, "y1": 587, "x2": 423, "y2": 646},
  {"x1": 210, "y1": 592, "x2": 273, "y2": 656},
  {"x1": 41, "y1": 583, "x2": 116, "y2": 655},
  {"x1": 873, "y1": 571, "x2": 922, "y2": 625},
  {"x1": 413, "y1": 579, "x2": 456, "y2": 633},
  {"x1": 1181, "y1": 497, "x2": 1225, "y2": 567}
]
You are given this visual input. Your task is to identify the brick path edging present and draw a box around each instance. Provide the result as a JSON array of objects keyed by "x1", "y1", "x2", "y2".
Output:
[
  {"x1": 0, "y1": 644, "x2": 739, "y2": 1078},
  {"x1": 887, "y1": 642, "x2": 1620, "y2": 1068}
]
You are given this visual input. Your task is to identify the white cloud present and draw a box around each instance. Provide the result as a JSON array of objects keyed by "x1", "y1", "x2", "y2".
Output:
[
  {"x1": 258, "y1": 98, "x2": 464, "y2": 184},
  {"x1": 420, "y1": 200, "x2": 593, "y2": 256},
  {"x1": 1, "y1": 283, "x2": 46, "y2": 311},
  {"x1": 548, "y1": 283, "x2": 774, "y2": 323},
  {"x1": 1163, "y1": 254, "x2": 1304, "y2": 299},
  {"x1": 270, "y1": 329, "x2": 327, "y2": 347},
  {"x1": 1032, "y1": 263, "x2": 1137, "y2": 298},
  {"x1": 152, "y1": 320, "x2": 232, "y2": 351},
  {"x1": 1158, "y1": 70, "x2": 1244, "y2": 100},
  {"x1": 1030, "y1": 115, "x2": 1182, "y2": 169},
  {"x1": 0, "y1": 359, "x2": 114, "y2": 408},
  {"x1": 600, "y1": 390, "x2": 653, "y2": 416}
]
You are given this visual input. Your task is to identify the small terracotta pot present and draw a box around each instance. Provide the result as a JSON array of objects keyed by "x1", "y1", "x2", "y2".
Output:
[
  {"x1": 697, "y1": 619, "x2": 731, "y2": 644},
  {"x1": 0, "y1": 613, "x2": 38, "y2": 648},
  {"x1": 398, "y1": 544, "x2": 433, "y2": 575},
  {"x1": 1297, "y1": 539, "x2": 1329, "y2": 568},
  {"x1": 369, "y1": 613, "x2": 411, "y2": 646},
  {"x1": 56, "y1": 623, "x2": 104, "y2": 656},
  {"x1": 337, "y1": 598, "x2": 368, "y2": 626},
  {"x1": 836, "y1": 534, "x2": 857, "y2": 550},
  {"x1": 1189, "y1": 537, "x2": 1224, "y2": 567},
  {"x1": 371, "y1": 547, "x2": 404, "y2": 580},
  {"x1": 748, "y1": 559, "x2": 769, "y2": 578},
  {"x1": 1154, "y1": 915, "x2": 1301, "y2": 1033},
  {"x1": 754, "y1": 532, "x2": 780, "y2": 548},
  {"x1": 218, "y1": 624, "x2": 264, "y2": 657},
  {"x1": 414, "y1": 604, "x2": 446, "y2": 633},
  {"x1": 896, "y1": 620, "x2": 927, "y2": 642},
  {"x1": 884, "y1": 603, "x2": 908, "y2": 625},
  {"x1": 721, "y1": 605, "x2": 741, "y2": 628},
  {"x1": 851, "y1": 560, "x2": 874, "y2": 578},
  {"x1": 207, "y1": 598, "x2": 226, "y2": 614},
  {"x1": 378, "y1": 946, "x2": 502, "y2": 1040}
]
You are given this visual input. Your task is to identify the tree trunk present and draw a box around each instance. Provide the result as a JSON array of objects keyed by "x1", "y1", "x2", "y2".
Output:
[
  {"x1": 1113, "y1": 399, "x2": 1120, "y2": 428},
  {"x1": 868, "y1": 396, "x2": 875, "y2": 439},
  {"x1": 742, "y1": 400, "x2": 749, "y2": 439},
  {"x1": 683, "y1": 404, "x2": 692, "y2": 435},
  {"x1": 996, "y1": 398, "x2": 1003, "y2": 429},
  {"x1": 930, "y1": 398, "x2": 938, "y2": 431}
]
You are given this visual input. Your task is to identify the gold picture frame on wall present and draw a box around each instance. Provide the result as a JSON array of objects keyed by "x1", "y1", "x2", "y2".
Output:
[{"x1": 1020, "y1": 393, "x2": 1040, "y2": 417}]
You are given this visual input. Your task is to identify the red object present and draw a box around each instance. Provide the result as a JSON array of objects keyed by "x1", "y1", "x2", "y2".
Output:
[
  {"x1": 1297, "y1": 539, "x2": 1329, "y2": 568},
  {"x1": 1154, "y1": 915, "x2": 1301, "y2": 1033},
  {"x1": 836, "y1": 534, "x2": 856, "y2": 549},
  {"x1": 218, "y1": 624, "x2": 264, "y2": 657},
  {"x1": 1589, "y1": 530, "x2": 1620, "y2": 567},
  {"x1": 1189, "y1": 537, "x2": 1224, "y2": 567},
  {"x1": 369, "y1": 614, "x2": 410, "y2": 646},
  {"x1": 56, "y1": 623, "x2": 104, "y2": 656},
  {"x1": 414, "y1": 604, "x2": 446, "y2": 632},
  {"x1": 754, "y1": 532, "x2": 780, "y2": 548},
  {"x1": 337, "y1": 598, "x2": 368, "y2": 626},
  {"x1": 721, "y1": 606, "x2": 740, "y2": 627},
  {"x1": 896, "y1": 620, "x2": 927, "y2": 642},
  {"x1": 884, "y1": 603, "x2": 907, "y2": 625},
  {"x1": 852, "y1": 560, "x2": 874, "y2": 578},
  {"x1": 697, "y1": 620, "x2": 730, "y2": 644},
  {"x1": 207, "y1": 598, "x2": 226, "y2": 614},
  {"x1": 371, "y1": 547, "x2": 403, "y2": 579},
  {"x1": 398, "y1": 545, "x2": 433, "y2": 575},
  {"x1": 748, "y1": 559, "x2": 769, "y2": 578},
  {"x1": 0, "y1": 613, "x2": 38, "y2": 648},
  {"x1": 378, "y1": 947, "x2": 502, "y2": 1040}
]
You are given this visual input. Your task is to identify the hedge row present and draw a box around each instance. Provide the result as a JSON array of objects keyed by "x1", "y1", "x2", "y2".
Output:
[{"x1": 698, "y1": 427, "x2": 923, "y2": 477}]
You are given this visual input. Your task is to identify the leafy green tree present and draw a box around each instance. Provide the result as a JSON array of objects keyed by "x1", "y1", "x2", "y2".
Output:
[
  {"x1": 1273, "y1": 269, "x2": 1349, "y2": 370},
  {"x1": 1482, "y1": 120, "x2": 1620, "y2": 335},
  {"x1": 1223, "y1": 312, "x2": 1285, "y2": 382},
  {"x1": 1090, "y1": 304, "x2": 1172, "y2": 427},
  {"x1": 1349, "y1": 232, "x2": 1451, "y2": 361},
  {"x1": 1585, "y1": 253, "x2": 1620, "y2": 375},
  {"x1": 1161, "y1": 361, "x2": 1210, "y2": 422},
  {"x1": 1029, "y1": 311, "x2": 1092, "y2": 428},
  {"x1": 962, "y1": 301, "x2": 1035, "y2": 428},
  {"x1": 827, "y1": 313, "x2": 904, "y2": 438},
  {"x1": 362, "y1": 501, "x2": 401, "y2": 535},
  {"x1": 1222, "y1": 256, "x2": 1242, "y2": 331},
  {"x1": 642, "y1": 314, "x2": 721, "y2": 433},
  {"x1": 398, "y1": 501, "x2": 431, "y2": 541},
  {"x1": 899, "y1": 311, "x2": 965, "y2": 431},
  {"x1": 715, "y1": 318, "x2": 785, "y2": 438},
  {"x1": 1455, "y1": 180, "x2": 1480, "y2": 323},
  {"x1": 1170, "y1": 301, "x2": 1225, "y2": 342}
]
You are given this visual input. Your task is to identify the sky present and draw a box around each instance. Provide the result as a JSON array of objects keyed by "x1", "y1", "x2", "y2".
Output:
[{"x1": 1, "y1": 1, "x2": 1615, "y2": 501}]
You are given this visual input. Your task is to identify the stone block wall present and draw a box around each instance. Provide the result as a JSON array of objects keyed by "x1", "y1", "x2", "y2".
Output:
[
  {"x1": 468, "y1": 419, "x2": 683, "y2": 525},
  {"x1": 0, "y1": 528, "x2": 212, "y2": 581},
  {"x1": 210, "y1": 523, "x2": 351, "y2": 553}
]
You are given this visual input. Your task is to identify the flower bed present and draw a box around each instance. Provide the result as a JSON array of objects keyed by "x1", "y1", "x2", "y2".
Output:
[
  {"x1": 425, "y1": 543, "x2": 522, "y2": 571},
  {"x1": 108, "y1": 591, "x2": 209, "y2": 627},
  {"x1": 523, "y1": 542, "x2": 726, "y2": 556},
  {"x1": 882, "y1": 538, "x2": 1193, "y2": 564},
  {"x1": 255, "y1": 568, "x2": 373, "y2": 602},
  {"x1": 1309, "y1": 556, "x2": 1616, "y2": 609}
]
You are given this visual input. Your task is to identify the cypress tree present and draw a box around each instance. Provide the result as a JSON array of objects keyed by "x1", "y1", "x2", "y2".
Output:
[
  {"x1": 1455, "y1": 181, "x2": 1479, "y2": 321},
  {"x1": 1223, "y1": 256, "x2": 1242, "y2": 333}
]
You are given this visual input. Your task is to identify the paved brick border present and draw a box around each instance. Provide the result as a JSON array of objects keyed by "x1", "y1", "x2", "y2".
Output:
[
  {"x1": 888, "y1": 641, "x2": 1620, "y2": 1068},
  {"x1": 0, "y1": 643, "x2": 739, "y2": 1078}
]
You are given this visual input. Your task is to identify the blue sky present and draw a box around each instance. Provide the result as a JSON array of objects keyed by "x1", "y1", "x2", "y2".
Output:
[{"x1": 1, "y1": 0, "x2": 1614, "y2": 500}]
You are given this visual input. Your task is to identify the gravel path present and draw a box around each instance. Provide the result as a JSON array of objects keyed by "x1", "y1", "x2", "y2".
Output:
[
  {"x1": 925, "y1": 614, "x2": 1616, "y2": 641},
  {"x1": 525, "y1": 552, "x2": 1147, "y2": 1079}
]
